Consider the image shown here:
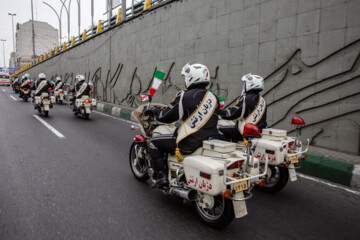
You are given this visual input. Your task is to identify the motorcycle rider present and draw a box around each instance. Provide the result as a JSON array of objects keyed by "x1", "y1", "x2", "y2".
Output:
[
  {"x1": 70, "y1": 74, "x2": 91, "y2": 111},
  {"x1": 32, "y1": 73, "x2": 52, "y2": 106},
  {"x1": 54, "y1": 76, "x2": 63, "y2": 90},
  {"x1": 144, "y1": 62, "x2": 221, "y2": 188},
  {"x1": 219, "y1": 73, "x2": 267, "y2": 142},
  {"x1": 12, "y1": 75, "x2": 20, "y2": 92},
  {"x1": 19, "y1": 74, "x2": 31, "y2": 98}
]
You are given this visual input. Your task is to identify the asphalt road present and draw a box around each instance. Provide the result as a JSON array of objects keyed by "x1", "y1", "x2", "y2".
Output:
[{"x1": 1, "y1": 86, "x2": 359, "y2": 240}]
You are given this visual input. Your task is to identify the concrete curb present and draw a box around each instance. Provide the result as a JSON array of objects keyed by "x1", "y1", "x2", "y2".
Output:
[{"x1": 96, "y1": 102, "x2": 360, "y2": 190}]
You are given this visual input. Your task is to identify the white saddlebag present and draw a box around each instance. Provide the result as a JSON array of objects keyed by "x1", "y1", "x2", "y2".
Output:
[
  {"x1": 50, "y1": 96, "x2": 56, "y2": 104},
  {"x1": 184, "y1": 155, "x2": 226, "y2": 196},
  {"x1": 91, "y1": 99, "x2": 97, "y2": 107},
  {"x1": 35, "y1": 96, "x2": 41, "y2": 104}
]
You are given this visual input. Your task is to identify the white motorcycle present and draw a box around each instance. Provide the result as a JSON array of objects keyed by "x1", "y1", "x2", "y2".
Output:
[
  {"x1": 54, "y1": 88, "x2": 67, "y2": 104},
  {"x1": 34, "y1": 92, "x2": 56, "y2": 117},
  {"x1": 71, "y1": 95, "x2": 97, "y2": 119},
  {"x1": 129, "y1": 103, "x2": 269, "y2": 228},
  {"x1": 219, "y1": 116, "x2": 309, "y2": 193}
]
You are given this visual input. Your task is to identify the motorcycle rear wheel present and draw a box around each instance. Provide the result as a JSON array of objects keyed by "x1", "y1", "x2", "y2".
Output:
[
  {"x1": 43, "y1": 111, "x2": 49, "y2": 117},
  {"x1": 83, "y1": 113, "x2": 89, "y2": 119},
  {"x1": 129, "y1": 142, "x2": 149, "y2": 182},
  {"x1": 192, "y1": 194, "x2": 234, "y2": 228},
  {"x1": 259, "y1": 165, "x2": 289, "y2": 193},
  {"x1": 24, "y1": 96, "x2": 28, "y2": 102}
]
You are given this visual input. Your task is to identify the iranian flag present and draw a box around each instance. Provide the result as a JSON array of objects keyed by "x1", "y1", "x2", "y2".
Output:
[
  {"x1": 218, "y1": 97, "x2": 225, "y2": 109},
  {"x1": 149, "y1": 70, "x2": 165, "y2": 97},
  {"x1": 141, "y1": 94, "x2": 150, "y2": 102},
  {"x1": 89, "y1": 80, "x2": 94, "y2": 88}
]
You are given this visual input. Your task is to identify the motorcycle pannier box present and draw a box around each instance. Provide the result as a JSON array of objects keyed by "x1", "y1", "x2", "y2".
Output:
[
  {"x1": 34, "y1": 96, "x2": 41, "y2": 104},
  {"x1": 183, "y1": 155, "x2": 226, "y2": 196},
  {"x1": 203, "y1": 140, "x2": 236, "y2": 153},
  {"x1": 262, "y1": 128, "x2": 287, "y2": 140}
]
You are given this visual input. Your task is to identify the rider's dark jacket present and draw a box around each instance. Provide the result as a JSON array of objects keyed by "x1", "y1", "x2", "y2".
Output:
[
  {"x1": 219, "y1": 90, "x2": 267, "y2": 130},
  {"x1": 33, "y1": 79, "x2": 52, "y2": 96},
  {"x1": 152, "y1": 83, "x2": 220, "y2": 153}
]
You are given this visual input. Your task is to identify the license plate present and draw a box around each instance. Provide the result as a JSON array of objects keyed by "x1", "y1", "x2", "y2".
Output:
[
  {"x1": 234, "y1": 175, "x2": 248, "y2": 193},
  {"x1": 24, "y1": 90, "x2": 29, "y2": 94},
  {"x1": 289, "y1": 155, "x2": 299, "y2": 164},
  {"x1": 43, "y1": 100, "x2": 50, "y2": 104},
  {"x1": 288, "y1": 151, "x2": 299, "y2": 164},
  {"x1": 60, "y1": 94, "x2": 64, "y2": 97},
  {"x1": 84, "y1": 103, "x2": 91, "y2": 108}
]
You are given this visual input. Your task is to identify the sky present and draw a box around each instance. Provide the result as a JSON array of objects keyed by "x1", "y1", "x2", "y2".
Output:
[{"x1": 0, "y1": 0, "x2": 139, "y2": 68}]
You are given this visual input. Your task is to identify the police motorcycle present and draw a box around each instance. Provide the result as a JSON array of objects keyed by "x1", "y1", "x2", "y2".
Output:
[
  {"x1": 129, "y1": 79, "x2": 268, "y2": 229},
  {"x1": 12, "y1": 77, "x2": 20, "y2": 93},
  {"x1": 69, "y1": 76, "x2": 96, "y2": 119},
  {"x1": 19, "y1": 76, "x2": 32, "y2": 102},
  {"x1": 53, "y1": 77, "x2": 67, "y2": 104},
  {"x1": 33, "y1": 77, "x2": 56, "y2": 117}
]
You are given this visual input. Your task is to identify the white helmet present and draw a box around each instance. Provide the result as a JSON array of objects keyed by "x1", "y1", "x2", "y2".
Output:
[
  {"x1": 38, "y1": 73, "x2": 46, "y2": 80},
  {"x1": 181, "y1": 62, "x2": 210, "y2": 89},
  {"x1": 56, "y1": 76, "x2": 61, "y2": 81},
  {"x1": 241, "y1": 73, "x2": 264, "y2": 92},
  {"x1": 24, "y1": 73, "x2": 30, "y2": 78},
  {"x1": 75, "y1": 74, "x2": 85, "y2": 82}
]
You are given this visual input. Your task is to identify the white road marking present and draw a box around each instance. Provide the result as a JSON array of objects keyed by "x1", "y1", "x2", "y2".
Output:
[
  {"x1": 33, "y1": 115, "x2": 66, "y2": 139},
  {"x1": 10, "y1": 95, "x2": 17, "y2": 101},
  {"x1": 2, "y1": 89, "x2": 5, "y2": 92},
  {"x1": 93, "y1": 110, "x2": 137, "y2": 125},
  {"x1": 297, "y1": 173, "x2": 360, "y2": 196}
]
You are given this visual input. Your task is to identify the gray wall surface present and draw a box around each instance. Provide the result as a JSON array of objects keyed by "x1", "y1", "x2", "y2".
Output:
[{"x1": 22, "y1": 0, "x2": 360, "y2": 154}]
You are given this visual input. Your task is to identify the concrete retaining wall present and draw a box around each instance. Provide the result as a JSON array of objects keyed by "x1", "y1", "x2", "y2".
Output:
[{"x1": 22, "y1": 0, "x2": 360, "y2": 154}]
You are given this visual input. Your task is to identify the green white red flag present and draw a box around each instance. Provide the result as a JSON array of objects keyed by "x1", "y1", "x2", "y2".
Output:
[
  {"x1": 89, "y1": 80, "x2": 94, "y2": 88},
  {"x1": 218, "y1": 97, "x2": 225, "y2": 109},
  {"x1": 149, "y1": 70, "x2": 165, "y2": 97},
  {"x1": 141, "y1": 94, "x2": 150, "y2": 102}
]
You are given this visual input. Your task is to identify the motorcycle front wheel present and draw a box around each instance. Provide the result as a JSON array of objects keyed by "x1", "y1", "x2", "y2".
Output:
[
  {"x1": 129, "y1": 142, "x2": 149, "y2": 182},
  {"x1": 192, "y1": 194, "x2": 234, "y2": 228},
  {"x1": 259, "y1": 165, "x2": 289, "y2": 193}
]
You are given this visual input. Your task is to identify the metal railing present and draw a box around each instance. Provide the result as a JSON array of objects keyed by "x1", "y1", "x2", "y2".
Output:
[{"x1": 15, "y1": 0, "x2": 167, "y2": 76}]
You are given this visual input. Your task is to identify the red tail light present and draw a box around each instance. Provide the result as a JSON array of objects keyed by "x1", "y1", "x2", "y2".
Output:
[
  {"x1": 200, "y1": 172, "x2": 211, "y2": 179},
  {"x1": 29, "y1": 81, "x2": 32, "y2": 84},
  {"x1": 243, "y1": 123, "x2": 261, "y2": 138},
  {"x1": 227, "y1": 160, "x2": 244, "y2": 170},
  {"x1": 62, "y1": 86, "x2": 65, "y2": 88},
  {"x1": 134, "y1": 135, "x2": 146, "y2": 142},
  {"x1": 288, "y1": 141, "x2": 294, "y2": 148},
  {"x1": 265, "y1": 149, "x2": 275, "y2": 154},
  {"x1": 292, "y1": 116, "x2": 305, "y2": 126},
  {"x1": 48, "y1": 88, "x2": 52, "y2": 91},
  {"x1": 24, "y1": 88, "x2": 28, "y2": 91},
  {"x1": 43, "y1": 97, "x2": 49, "y2": 100},
  {"x1": 60, "y1": 91, "x2": 63, "y2": 94},
  {"x1": 84, "y1": 99, "x2": 90, "y2": 103},
  {"x1": 90, "y1": 90, "x2": 93, "y2": 94}
]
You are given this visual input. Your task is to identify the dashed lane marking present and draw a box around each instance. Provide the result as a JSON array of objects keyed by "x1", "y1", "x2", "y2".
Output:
[
  {"x1": 33, "y1": 115, "x2": 66, "y2": 139},
  {"x1": 10, "y1": 95, "x2": 17, "y2": 101}
]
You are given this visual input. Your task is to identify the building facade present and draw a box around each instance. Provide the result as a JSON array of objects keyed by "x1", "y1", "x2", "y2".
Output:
[{"x1": 16, "y1": 20, "x2": 58, "y2": 68}]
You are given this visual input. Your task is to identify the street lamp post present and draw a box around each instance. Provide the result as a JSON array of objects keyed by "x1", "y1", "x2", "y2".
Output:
[
  {"x1": 8, "y1": 13, "x2": 16, "y2": 68},
  {"x1": 43, "y1": 1, "x2": 63, "y2": 44},
  {"x1": 0, "y1": 39, "x2": 6, "y2": 68},
  {"x1": 31, "y1": 0, "x2": 36, "y2": 64}
]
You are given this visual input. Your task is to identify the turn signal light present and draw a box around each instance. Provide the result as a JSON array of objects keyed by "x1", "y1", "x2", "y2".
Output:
[
  {"x1": 284, "y1": 161, "x2": 290, "y2": 168},
  {"x1": 243, "y1": 123, "x2": 261, "y2": 138},
  {"x1": 291, "y1": 116, "x2": 305, "y2": 126},
  {"x1": 258, "y1": 179, "x2": 265, "y2": 187},
  {"x1": 302, "y1": 155, "x2": 307, "y2": 161},
  {"x1": 223, "y1": 189, "x2": 231, "y2": 199}
]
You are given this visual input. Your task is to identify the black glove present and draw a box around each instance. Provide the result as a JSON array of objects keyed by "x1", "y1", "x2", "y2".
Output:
[{"x1": 144, "y1": 106, "x2": 160, "y2": 117}]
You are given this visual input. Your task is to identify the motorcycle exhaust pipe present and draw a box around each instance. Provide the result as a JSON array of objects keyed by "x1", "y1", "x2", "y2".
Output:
[{"x1": 169, "y1": 187, "x2": 197, "y2": 201}]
